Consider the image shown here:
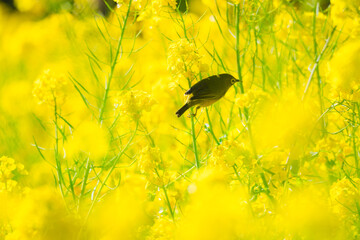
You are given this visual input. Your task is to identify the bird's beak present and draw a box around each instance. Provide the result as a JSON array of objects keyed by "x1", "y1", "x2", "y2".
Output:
[{"x1": 235, "y1": 79, "x2": 239, "y2": 82}]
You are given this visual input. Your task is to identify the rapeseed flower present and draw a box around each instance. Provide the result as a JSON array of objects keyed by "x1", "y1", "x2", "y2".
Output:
[
  {"x1": 114, "y1": 90, "x2": 156, "y2": 120},
  {"x1": 167, "y1": 39, "x2": 208, "y2": 84},
  {"x1": 328, "y1": 40, "x2": 360, "y2": 101},
  {"x1": 32, "y1": 69, "x2": 68, "y2": 106}
]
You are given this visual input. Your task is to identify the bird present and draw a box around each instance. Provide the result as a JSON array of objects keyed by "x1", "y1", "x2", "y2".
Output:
[{"x1": 176, "y1": 73, "x2": 239, "y2": 117}]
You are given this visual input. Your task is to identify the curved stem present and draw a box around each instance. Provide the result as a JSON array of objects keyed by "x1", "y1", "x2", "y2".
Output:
[{"x1": 98, "y1": 0, "x2": 132, "y2": 123}]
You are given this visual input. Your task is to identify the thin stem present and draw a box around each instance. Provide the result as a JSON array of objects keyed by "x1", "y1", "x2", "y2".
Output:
[
  {"x1": 302, "y1": 27, "x2": 336, "y2": 100},
  {"x1": 191, "y1": 113, "x2": 200, "y2": 169},
  {"x1": 98, "y1": 0, "x2": 132, "y2": 122},
  {"x1": 162, "y1": 186, "x2": 175, "y2": 220},
  {"x1": 235, "y1": 4, "x2": 244, "y2": 94},
  {"x1": 312, "y1": 4, "x2": 326, "y2": 135},
  {"x1": 83, "y1": 121, "x2": 138, "y2": 226},
  {"x1": 54, "y1": 101, "x2": 66, "y2": 199},
  {"x1": 352, "y1": 103, "x2": 359, "y2": 177},
  {"x1": 234, "y1": 4, "x2": 257, "y2": 158},
  {"x1": 77, "y1": 157, "x2": 91, "y2": 212},
  {"x1": 206, "y1": 108, "x2": 220, "y2": 145},
  {"x1": 140, "y1": 121, "x2": 155, "y2": 147}
]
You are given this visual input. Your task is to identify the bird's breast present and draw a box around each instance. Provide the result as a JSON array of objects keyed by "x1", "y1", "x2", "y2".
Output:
[{"x1": 199, "y1": 99, "x2": 219, "y2": 107}]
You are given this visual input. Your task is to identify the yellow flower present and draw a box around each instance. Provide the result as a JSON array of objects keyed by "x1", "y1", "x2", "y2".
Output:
[
  {"x1": 330, "y1": 178, "x2": 360, "y2": 219},
  {"x1": 209, "y1": 139, "x2": 252, "y2": 168},
  {"x1": 331, "y1": 0, "x2": 360, "y2": 37},
  {"x1": 138, "y1": 146, "x2": 172, "y2": 185},
  {"x1": 89, "y1": 182, "x2": 151, "y2": 240},
  {"x1": 235, "y1": 88, "x2": 268, "y2": 109},
  {"x1": 315, "y1": 135, "x2": 352, "y2": 164},
  {"x1": 114, "y1": 90, "x2": 156, "y2": 120},
  {"x1": 137, "y1": 0, "x2": 177, "y2": 22},
  {"x1": 176, "y1": 167, "x2": 250, "y2": 240},
  {"x1": 252, "y1": 90, "x2": 317, "y2": 151},
  {"x1": 5, "y1": 186, "x2": 80, "y2": 240},
  {"x1": 32, "y1": 69, "x2": 67, "y2": 106},
  {"x1": 0, "y1": 156, "x2": 27, "y2": 193},
  {"x1": 167, "y1": 39, "x2": 207, "y2": 83},
  {"x1": 65, "y1": 120, "x2": 109, "y2": 161},
  {"x1": 328, "y1": 40, "x2": 360, "y2": 101},
  {"x1": 280, "y1": 187, "x2": 344, "y2": 239},
  {"x1": 146, "y1": 216, "x2": 175, "y2": 240}
]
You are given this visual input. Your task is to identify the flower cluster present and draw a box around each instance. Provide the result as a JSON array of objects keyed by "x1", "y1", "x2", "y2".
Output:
[
  {"x1": 331, "y1": 0, "x2": 360, "y2": 37},
  {"x1": 209, "y1": 139, "x2": 252, "y2": 168},
  {"x1": 0, "y1": 156, "x2": 27, "y2": 193},
  {"x1": 330, "y1": 178, "x2": 360, "y2": 223},
  {"x1": 32, "y1": 69, "x2": 67, "y2": 106},
  {"x1": 114, "y1": 90, "x2": 156, "y2": 120},
  {"x1": 138, "y1": 146, "x2": 172, "y2": 186},
  {"x1": 167, "y1": 39, "x2": 208, "y2": 84},
  {"x1": 328, "y1": 40, "x2": 360, "y2": 101},
  {"x1": 235, "y1": 88, "x2": 268, "y2": 109},
  {"x1": 137, "y1": 0, "x2": 177, "y2": 23}
]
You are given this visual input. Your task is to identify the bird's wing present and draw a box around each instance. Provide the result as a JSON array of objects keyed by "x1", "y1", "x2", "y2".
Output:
[
  {"x1": 188, "y1": 80, "x2": 217, "y2": 100},
  {"x1": 189, "y1": 91, "x2": 219, "y2": 100},
  {"x1": 185, "y1": 79, "x2": 209, "y2": 95},
  {"x1": 185, "y1": 75, "x2": 222, "y2": 95}
]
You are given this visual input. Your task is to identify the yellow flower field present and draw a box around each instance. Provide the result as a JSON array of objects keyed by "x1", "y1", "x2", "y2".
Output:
[{"x1": 1, "y1": 0, "x2": 360, "y2": 239}]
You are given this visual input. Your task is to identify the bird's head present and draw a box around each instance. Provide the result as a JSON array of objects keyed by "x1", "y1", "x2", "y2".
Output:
[{"x1": 221, "y1": 74, "x2": 239, "y2": 87}]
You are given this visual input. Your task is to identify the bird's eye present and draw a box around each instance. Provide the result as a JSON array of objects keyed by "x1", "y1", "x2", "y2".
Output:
[{"x1": 231, "y1": 79, "x2": 236, "y2": 84}]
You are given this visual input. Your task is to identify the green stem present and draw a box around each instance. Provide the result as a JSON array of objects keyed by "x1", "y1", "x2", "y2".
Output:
[
  {"x1": 312, "y1": 4, "x2": 326, "y2": 135},
  {"x1": 140, "y1": 121, "x2": 155, "y2": 147},
  {"x1": 98, "y1": 0, "x2": 132, "y2": 122},
  {"x1": 302, "y1": 27, "x2": 336, "y2": 100},
  {"x1": 234, "y1": 4, "x2": 257, "y2": 158},
  {"x1": 235, "y1": 4, "x2": 244, "y2": 94},
  {"x1": 83, "y1": 121, "x2": 138, "y2": 226},
  {"x1": 54, "y1": 101, "x2": 66, "y2": 199},
  {"x1": 191, "y1": 113, "x2": 200, "y2": 169},
  {"x1": 233, "y1": 165, "x2": 241, "y2": 182},
  {"x1": 77, "y1": 157, "x2": 91, "y2": 212},
  {"x1": 162, "y1": 186, "x2": 175, "y2": 220},
  {"x1": 352, "y1": 103, "x2": 360, "y2": 177},
  {"x1": 206, "y1": 108, "x2": 220, "y2": 145}
]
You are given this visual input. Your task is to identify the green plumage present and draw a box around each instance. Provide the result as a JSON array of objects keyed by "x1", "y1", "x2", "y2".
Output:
[{"x1": 176, "y1": 74, "x2": 238, "y2": 117}]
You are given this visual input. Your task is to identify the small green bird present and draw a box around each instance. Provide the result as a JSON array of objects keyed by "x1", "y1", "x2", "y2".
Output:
[{"x1": 176, "y1": 73, "x2": 239, "y2": 117}]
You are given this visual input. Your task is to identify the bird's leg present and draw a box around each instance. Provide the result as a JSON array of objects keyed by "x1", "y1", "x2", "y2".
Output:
[{"x1": 187, "y1": 106, "x2": 200, "y2": 118}]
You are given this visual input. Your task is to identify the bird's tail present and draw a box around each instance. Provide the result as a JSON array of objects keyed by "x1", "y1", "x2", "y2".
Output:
[{"x1": 176, "y1": 103, "x2": 190, "y2": 117}]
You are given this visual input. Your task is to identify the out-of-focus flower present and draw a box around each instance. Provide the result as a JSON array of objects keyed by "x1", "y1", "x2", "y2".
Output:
[
  {"x1": 328, "y1": 40, "x2": 360, "y2": 101},
  {"x1": 89, "y1": 183, "x2": 151, "y2": 240},
  {"x1": 0, "y1": 81, "x2": 31, "y2": 117},
  {"x1": 114, "y1": 90, "x2": 156, "y2": 120},
  {"x1": 331, "y1": 0, "x2": 360, "y2": 37},
  {"x1": 252, "y1": 90, "x2": 317, "y2": 152},
  {"x1": 280, "y1": 186, "x2": 345, "y2": 239},
  {"x1": 138, "y1": 146, "x2": 173, "y2": 185},
  {"x1": 137, "y1": 0, "x2": 177, "y2": 23},
  {"x1": 146, "y1": 216, "x2": 175, "y2": 240},
  {"x1": 176, "y1": 167, "x2": 250, "y2": 240},
  {"x1": 330, "y1": 178, "x2": 360, "y2": 238},
  {"x1": 235, "y1": 88, "x2": 268, "y2": 109},
  {"x1": 330, "y1": 178, "x2": 360, "y2": 219},
  {"x1": 5, "y1": 186, "x2": 80, "y2": 240},
  {"x1": 0, "y1": 156, "x2": 28, "y2": 193},
  {"x1": 209, "y1": 139, "x2": 252, "y2": 168},
  {"x1": 32, "y1": 69, "x2": 68, "y2": 106},
  {"x1": 260, "y1": 148, "x2": 288, "y2": 182},
  {"x1": 167, "y1": 39, "x2": 208, "y2": 84},
  {"x1": 315, "y1": 135, "x2": 352, "y2": 164},
  {"x1": 65, "y1": 120, "x2": 109, "y2": 161}
]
